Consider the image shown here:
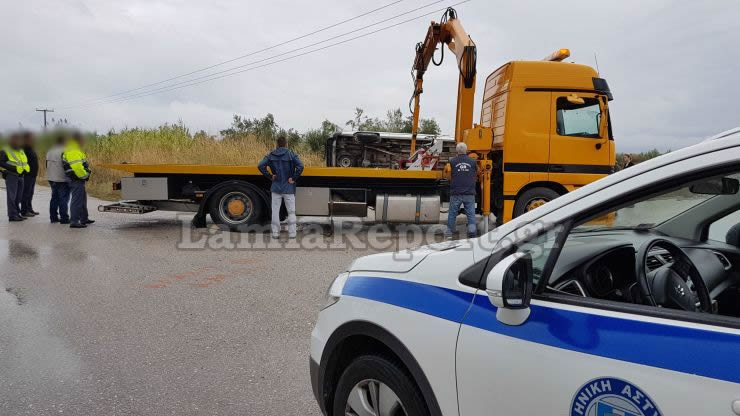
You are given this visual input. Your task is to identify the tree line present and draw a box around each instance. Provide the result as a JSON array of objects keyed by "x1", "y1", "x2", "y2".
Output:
[{"x1": 219, "y1": 107, "x2": 442, "y2": 152}]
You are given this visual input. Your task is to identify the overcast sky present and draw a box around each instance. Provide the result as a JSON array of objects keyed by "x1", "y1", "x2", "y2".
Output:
[{"x1": 1, "y1": 0, "x2": 738, "y2": 152}]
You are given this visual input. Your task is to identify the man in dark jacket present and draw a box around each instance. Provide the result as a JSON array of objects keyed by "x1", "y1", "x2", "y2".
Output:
[
  {"x1": 258, "y1": 135, "x2": 304, "y2": 238},
  {"x1": 20, "y1": 131, "x2": 39, "y2": 216},
  {"x1": 447, "y1": 142, "x2": 478, "y2": 239},
  {"x1": 622, "y1": 154, "x2": 635, "y2": 169}
]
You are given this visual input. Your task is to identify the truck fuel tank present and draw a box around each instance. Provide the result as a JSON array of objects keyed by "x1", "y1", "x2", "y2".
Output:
[{"x1": 376, "y1": 194, "x2": 441, "y2": 224}]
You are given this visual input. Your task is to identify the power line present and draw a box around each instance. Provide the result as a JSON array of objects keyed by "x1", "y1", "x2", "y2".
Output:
[
  {"x1": 56, "y1": 0, "x2": 407, "y2": 109},
  {"x1": 63, "y1": 0, "x2": 445, "y2": 109},
  {"x1": 66, "y1": 0, "x2": 468, "y2": 110}
]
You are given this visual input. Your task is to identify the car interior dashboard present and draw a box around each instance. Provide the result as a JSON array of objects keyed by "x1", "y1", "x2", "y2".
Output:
[{"x1": 544, "y1": 230, "x2": 740, "y2": 318}]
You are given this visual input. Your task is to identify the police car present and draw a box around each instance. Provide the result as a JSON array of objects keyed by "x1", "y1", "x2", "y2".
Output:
[{"x1": 310, "y1": 128, "x2": 740, "y2": 416}]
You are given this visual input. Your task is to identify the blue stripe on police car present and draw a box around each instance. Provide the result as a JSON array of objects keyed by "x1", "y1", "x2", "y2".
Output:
[{"x1": 342, "y1": 275, "x2": 740, "y2": 384}]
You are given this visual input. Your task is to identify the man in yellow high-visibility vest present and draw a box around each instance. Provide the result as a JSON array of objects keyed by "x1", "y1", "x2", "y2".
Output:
[
  {"x1": 0, "y1": 133, "x2": 31, "y2": 221},
  {"x1": 62, "y1": 131, "x2": 93, "y2": 228}
]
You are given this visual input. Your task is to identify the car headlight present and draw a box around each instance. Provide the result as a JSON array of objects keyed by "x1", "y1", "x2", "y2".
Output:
[{"x1": 323, "y1": 272, "x2": 349, "y2": 310}]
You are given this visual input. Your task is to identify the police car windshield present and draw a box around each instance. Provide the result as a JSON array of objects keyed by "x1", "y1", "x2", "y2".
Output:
[{"x1": 572, "y1": 185, "x2": 718, "y2": 233}]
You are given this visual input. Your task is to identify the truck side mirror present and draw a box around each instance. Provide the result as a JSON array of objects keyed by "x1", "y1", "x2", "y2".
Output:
[{"x1": 485, "y1": 252, "x2": 533, "y2": 326}]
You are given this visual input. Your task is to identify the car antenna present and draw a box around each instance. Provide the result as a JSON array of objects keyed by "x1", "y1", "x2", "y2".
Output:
[{"x1": 594, "y1": 53, "x2": 601, "y2": 74}]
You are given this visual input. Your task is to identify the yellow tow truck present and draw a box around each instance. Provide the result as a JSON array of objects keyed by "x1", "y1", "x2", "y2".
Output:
[{"x1": 101, "y1": 8, "x2": 615, "y2": 230}]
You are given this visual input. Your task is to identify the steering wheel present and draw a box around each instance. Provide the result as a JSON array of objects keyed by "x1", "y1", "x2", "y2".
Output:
[{"x1": 635, "y1": 238, "x2": 712, "y2": 313}]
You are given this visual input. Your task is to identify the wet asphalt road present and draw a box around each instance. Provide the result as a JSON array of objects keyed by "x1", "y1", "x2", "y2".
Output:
[{"x1": 0, "y1": 185, "x2": 430, "y2": 415}]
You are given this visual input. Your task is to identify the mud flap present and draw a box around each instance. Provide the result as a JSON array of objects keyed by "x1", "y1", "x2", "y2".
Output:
[{"x1": 191, "y1": 210, "x2": 207, "y2": 228}]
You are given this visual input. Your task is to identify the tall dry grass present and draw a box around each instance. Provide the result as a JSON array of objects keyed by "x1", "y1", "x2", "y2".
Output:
[{"x1": 36, "y1": 124, "x2": 324, "y2": 200}]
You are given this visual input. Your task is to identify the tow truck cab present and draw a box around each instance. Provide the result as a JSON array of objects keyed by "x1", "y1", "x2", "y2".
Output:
[{"x1": 481, "y1": 58, "x2": 616, "y2": 222}]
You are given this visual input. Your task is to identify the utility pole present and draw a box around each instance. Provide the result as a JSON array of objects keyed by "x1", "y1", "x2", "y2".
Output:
[{"x1": 36, "y1": 108, "x2": 54, "y2": 130}]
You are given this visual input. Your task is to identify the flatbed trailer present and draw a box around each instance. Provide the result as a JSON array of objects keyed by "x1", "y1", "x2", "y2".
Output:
[{"x1": 100, "y1": 164, "x2": 454, "y2": 231}]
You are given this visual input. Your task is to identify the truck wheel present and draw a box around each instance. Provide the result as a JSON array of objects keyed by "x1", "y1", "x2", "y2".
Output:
[
  {"x1": 333, "y1": 355, "x2": 428, "y2": 416},
  {"x1": 513, "y1": 187, "x2": 560, "y2": 218},
  {"x1": 208, "y1": 185, "x2": 264, "y2": 231},
  {"x1": 336, "y1": 153, "x2": 356, "y2": 168}
]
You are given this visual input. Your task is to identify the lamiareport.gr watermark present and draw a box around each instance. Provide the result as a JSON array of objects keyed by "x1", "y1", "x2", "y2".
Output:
[{"x1": 176, "y1": 214, "x2": 565, "y2": 262}]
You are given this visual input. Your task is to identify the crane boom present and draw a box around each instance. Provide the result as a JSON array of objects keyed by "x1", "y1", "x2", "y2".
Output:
[
  {"x1": 409, "y1": 8, "x2": 477, "y2": 153},
  {"x1": 408, "y1": 8, "x2": 492, "y2": 232}
]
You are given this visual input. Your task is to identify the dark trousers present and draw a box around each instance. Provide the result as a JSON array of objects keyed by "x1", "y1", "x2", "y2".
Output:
[
  {"x1": 4, "y1": 174, "x2": 24, "y2": 219},
  {"x1": 21, "y1": 174, "x2": 36, "y2": 214},
  {"x1": 69, "y1": 180, "x2": 88, "y2": 224},
  {"x1": 49, "y1": 181, "x2": 71, "y2": 222}
]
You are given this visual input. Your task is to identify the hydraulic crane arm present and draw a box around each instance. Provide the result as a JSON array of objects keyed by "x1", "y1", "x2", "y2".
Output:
[
  {"x1": 409, "y1": 7, "x2": 477, "y2": 153},
  {"x1": 408, "y1": 8, "x2": 493, "y2": 233}
]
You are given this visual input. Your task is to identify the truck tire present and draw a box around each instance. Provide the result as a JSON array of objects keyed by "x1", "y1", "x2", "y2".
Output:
[
  {"x1": 333, "y1": 355, "x2": 428, "y2": 416},
  {"x1": 208, "y1": 185, "x2": 265, "y2": 231},
  {"x1": 513, "y1": 187, "x2": 560, "y2": 218}
]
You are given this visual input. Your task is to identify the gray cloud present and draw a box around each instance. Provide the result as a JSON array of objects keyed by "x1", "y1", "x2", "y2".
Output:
[{"x1": 1, "y1": 0, "x2": 738, "y2": 152}]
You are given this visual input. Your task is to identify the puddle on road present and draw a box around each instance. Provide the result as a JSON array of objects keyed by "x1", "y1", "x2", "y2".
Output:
[
  {"x1": 7, "y1": 239, "x2": 39, "y2": 260},
  {"x1": 0, "y1": 239, "x2": 90, "y2": 266},
  {"x1": 0, "y1": 283, "x2": 82, "y2": 388},
  {"x1": 5, "y1": 287, "x2": 26, "y2": 305}
]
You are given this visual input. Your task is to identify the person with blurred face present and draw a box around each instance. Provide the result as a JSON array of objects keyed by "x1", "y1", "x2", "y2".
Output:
[
  {"x1": 62, "y1": 131, "x2": 93, "y2": 228},
  {"x1": 46, "y1": 132, "x2": 71, "y2": 224},
  {"x1": 20, "y1": 131, "x2": 39, "y2": 217},
  {"x1": 622, "y1": 153, "x2": 634, "y2": 169},
  {"x1": 1, "y1": 133, "x2": 30, "y2": 221}
]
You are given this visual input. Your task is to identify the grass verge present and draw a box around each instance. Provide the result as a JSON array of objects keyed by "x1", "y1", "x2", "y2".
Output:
[{"x1": 35, "y1": 124, "x2": 324, "y2": 200}]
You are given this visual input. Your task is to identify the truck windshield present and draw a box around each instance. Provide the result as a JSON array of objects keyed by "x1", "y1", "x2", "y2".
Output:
[{"x1": 556, "y1": 97, "x2": 601, "y2": 138}]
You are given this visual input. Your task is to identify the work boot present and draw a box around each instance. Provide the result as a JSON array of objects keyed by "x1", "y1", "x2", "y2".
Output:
[
  {"x1": 60, "y1": 219, "x2": 70, "y2": 225},
  {"x1": 84, "y1": 219, "x2": 95, "y2": 224},
  {"x1": 70, "y1": 223, "x2": 87, "y2": 229},
  {"x1": 22, "y1": 212, "x2": 36, "y2": 217},
  {"x1": 9, "y1": 217, "x2": 24, "y2": 222}
]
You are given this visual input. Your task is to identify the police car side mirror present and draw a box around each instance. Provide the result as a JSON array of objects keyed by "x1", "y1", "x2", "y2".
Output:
[{"x1": 485, "y1": 252, "x2": 533, "y2": 326}]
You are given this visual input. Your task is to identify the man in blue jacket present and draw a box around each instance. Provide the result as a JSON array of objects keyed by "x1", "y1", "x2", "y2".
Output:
[{"x1": 258, "y1": 135, "x2": 304, "y2": 239}]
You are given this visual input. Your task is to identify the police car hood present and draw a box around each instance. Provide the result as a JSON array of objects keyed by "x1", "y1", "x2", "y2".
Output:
[{"x1": 348, "y1": 241, "x2": 462, "y2": 273}]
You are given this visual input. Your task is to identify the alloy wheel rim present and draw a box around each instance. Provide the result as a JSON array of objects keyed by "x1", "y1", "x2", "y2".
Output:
[{"x1": 345, "y1": 379, "x2": 406, "y2": 416}]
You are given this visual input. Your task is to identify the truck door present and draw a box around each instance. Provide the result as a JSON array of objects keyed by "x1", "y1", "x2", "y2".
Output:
[{"x1": 549, "y1": 92, "x2": 612, "y2": 187}]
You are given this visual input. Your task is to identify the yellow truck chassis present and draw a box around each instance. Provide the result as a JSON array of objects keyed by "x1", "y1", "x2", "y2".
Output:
[{"x1": 101, "y1": 164, "x2": 454, "y2": 231}]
